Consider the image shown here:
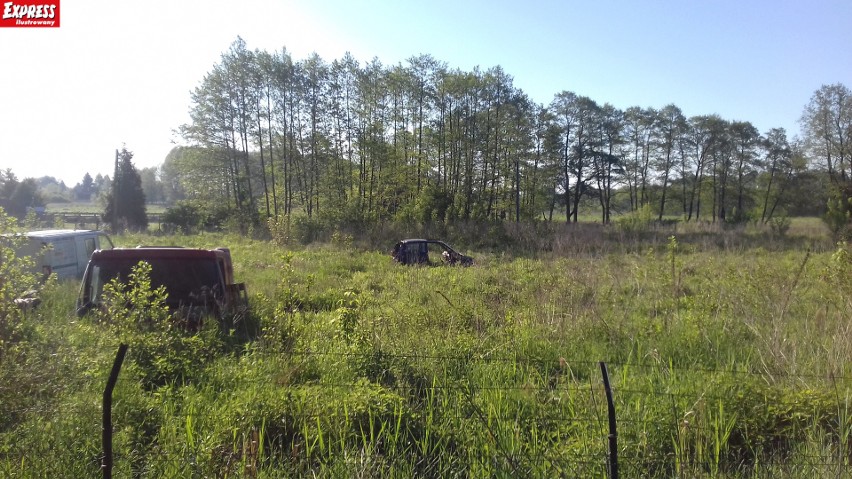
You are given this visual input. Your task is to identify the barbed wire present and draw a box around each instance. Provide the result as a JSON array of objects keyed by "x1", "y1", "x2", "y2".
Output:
[{"x1": 278, "y1": 349, "x2": 852, "y2": 382}]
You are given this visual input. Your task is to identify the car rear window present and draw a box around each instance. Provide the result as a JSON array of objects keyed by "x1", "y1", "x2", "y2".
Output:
[{"x1": 91, "y1": 258, "x2": 222, "y2": 306}]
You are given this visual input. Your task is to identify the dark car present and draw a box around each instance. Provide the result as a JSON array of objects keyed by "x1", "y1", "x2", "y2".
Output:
[{"x1": 391, "y1": 239, "x2": 474, "y2": 266}]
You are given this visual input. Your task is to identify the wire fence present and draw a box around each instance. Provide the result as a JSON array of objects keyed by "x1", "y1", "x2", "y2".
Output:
[{"x1": 4, "y1": 347, "x2": 852, "y2": 478}]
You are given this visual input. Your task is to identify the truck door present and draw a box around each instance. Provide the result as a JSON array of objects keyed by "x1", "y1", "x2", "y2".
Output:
[
  {"x1": 47, "y1": 239, "x2": 77, "y2": 279},
  {"x1": 77, "y1": 235, "x2": 99, "y2": 277}
]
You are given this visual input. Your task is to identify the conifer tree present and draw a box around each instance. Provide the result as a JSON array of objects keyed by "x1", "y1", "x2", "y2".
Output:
[{"x1": 103, "y1": 147, "x2": 148, "y2": 232}]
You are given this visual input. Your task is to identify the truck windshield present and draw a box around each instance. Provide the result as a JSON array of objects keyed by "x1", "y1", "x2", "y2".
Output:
[
  {"x1": 100, "y1": 235, "x2": 115, "y2": 250},
  {"x1": 89, "y1": 258, "x2": 222, "y2": 307}
]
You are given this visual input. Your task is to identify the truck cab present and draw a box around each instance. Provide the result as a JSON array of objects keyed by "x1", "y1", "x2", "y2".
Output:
[{"x1": 76, "y1": 247, "x2": 248, "y2": 318}]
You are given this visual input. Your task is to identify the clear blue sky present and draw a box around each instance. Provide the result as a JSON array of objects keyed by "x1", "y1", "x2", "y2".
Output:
[{"x1": 2, "y1": 0, "x2": 850, "y2": 186}]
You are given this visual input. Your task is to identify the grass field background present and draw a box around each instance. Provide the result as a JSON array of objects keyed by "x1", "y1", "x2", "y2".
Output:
[{"x1": 2, "y1": 217, "x2": 850, "y2": 477}]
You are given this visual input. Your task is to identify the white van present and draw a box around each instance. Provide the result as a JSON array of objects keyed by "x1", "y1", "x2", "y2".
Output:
[{"x1": 16, "y1": 230, "x2": 114, "y2": 280}]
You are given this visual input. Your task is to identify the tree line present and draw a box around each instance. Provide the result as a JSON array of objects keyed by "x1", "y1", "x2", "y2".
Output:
[
  {"x1": 168, "y1": 38, "x2": 850, "y2": 230},
  {"x1": 1, "y1": 167, "x2": 163, "y2": 214},
  {"x1": 1, "y1": 146, "x2": 154, "y2": 232}
]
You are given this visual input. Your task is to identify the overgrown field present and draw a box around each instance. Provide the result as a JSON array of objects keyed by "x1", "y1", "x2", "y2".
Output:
[{"x1": 2, "y1": 227, "x2": 851, "y2": 477}]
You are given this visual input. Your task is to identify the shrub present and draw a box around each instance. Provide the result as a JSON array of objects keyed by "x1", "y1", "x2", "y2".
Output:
[
  {"x1": 92, "y1": 261, "x2": 222, "y2": 388},
  {"x1": 768, "y1": 214, "x2": 792, "y2": 237},
  {"x1": 329, "y1": 230, "x2": 353, "y2": 250},
  {"x1": 823, "y1": 183, "x2": 852, "y2": 239},
  {"x1": 267, "y1": 214, "x2": 291, "y2": 246},
  {"x1": 291, "y1": 215, "x2": 325, "y2": 245},
  {"x1": 162, "y1": 201, "x2": 203, "y2": 233},
  {"x1": 615, "y1": 203, "x2": 654, "y2": 234},
  {"x1": 0, "y1": 207, "x2": 41, "y2": 346}
]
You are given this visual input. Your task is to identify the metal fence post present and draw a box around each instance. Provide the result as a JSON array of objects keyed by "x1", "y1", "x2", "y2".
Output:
[
  {"x1": 600, "y1": 362, "x2": 618, "y2": 479},
  {"x1": 102, "y1": 343, "x2": 128, "y2": 479}
]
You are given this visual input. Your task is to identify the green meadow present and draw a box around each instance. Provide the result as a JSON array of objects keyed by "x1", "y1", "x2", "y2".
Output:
[{"x1": 1, "y1": 220, "x2": 851, "y2": 477}]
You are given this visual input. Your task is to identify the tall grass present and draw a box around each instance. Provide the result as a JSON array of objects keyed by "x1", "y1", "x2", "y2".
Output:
[{"x1": 1, "y1": 229, "x2": 851, "y2": 477}]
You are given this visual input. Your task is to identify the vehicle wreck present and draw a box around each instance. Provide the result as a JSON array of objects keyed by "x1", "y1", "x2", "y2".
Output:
[
  {"x1": 76, "y1": 246, "x2": 248, "y2": 322},
  {"x1": 391, "y1": 239, "x2": 474, "y2": 266}
]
